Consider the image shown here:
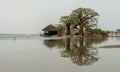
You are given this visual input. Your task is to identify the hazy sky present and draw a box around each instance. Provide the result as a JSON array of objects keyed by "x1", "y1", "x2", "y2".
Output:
[{"x1": 0, "y1": 0, "x2": 120, "y2": 34}]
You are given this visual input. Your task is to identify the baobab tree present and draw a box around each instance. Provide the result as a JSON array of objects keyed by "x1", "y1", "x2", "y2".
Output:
[{"x1": 70, "y1": 8, "x2": 99, "y2": 36}]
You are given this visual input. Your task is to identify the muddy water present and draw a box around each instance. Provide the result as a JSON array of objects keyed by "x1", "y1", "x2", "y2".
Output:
[{"x1": 0, "y1": 35, "x2": 120, "y2": 72}]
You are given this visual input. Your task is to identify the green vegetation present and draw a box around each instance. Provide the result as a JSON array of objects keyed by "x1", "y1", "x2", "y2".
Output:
[
  {"x1": 70, "y1": 8, "x2": 99, "y2": 36},
  {"x1": 57, "y1": 7, "x2": 108, "y2": 37},
  {"x1": 116, "y1": 29, "x2": 120, "y2": 33},
  {"x1": 56, "y1": 24, "x2": 65, "y2": 36},
  {"x1": 60, "y1": 16, "x2": 74, "y2": 36},
  {"x1": 86, "y1": 28, "x2": 108, "y2": 37}
]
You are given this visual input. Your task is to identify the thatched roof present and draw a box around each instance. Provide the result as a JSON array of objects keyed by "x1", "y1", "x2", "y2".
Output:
[{"x1": 42, "y1": 24, "x2": 58, "y2": 31}]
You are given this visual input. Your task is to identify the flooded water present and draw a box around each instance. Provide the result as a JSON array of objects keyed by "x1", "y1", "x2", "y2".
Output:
[{"x1": 0, "y1": 35, "x2": 120, "y2": 72}]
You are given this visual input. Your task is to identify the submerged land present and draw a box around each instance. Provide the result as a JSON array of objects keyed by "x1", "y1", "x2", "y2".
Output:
[{"x1": 99, "y1": 45, "x2": 120, "y2": 48}]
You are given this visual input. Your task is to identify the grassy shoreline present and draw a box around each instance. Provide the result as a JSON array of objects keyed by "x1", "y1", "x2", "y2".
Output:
[{"x1": 99, "y1": 45, "x2": 120, "y2": 48}]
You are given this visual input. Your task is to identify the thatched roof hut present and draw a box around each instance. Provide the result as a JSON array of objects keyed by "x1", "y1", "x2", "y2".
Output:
[
  {"x1": 42, "y1": 24, "x2": 58, "y2": 31},
  {"x1": 42, "y1": 24, "x2": 58, "y2": 36}
]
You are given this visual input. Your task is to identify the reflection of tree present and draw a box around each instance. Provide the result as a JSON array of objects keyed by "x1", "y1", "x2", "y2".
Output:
[
  {"x1": 44, "y1": 37, "x2": 107, "y2": 66},
  {"x1": 116, "y1": 37, "x2": 120, "y2": 40},
  {"x1": 61, "y1": 37, "x2": 99, "y2": 66},
  {"x1": 87, "y1": 37, "x2": 108, "y2": 45}
]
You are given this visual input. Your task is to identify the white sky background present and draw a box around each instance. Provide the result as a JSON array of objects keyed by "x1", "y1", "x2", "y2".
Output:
[{"x1": 0, "y1": 0, "x2": 120, "y2": 34}]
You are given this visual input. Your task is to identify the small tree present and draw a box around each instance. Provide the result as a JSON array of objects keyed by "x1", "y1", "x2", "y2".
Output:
[
  {"x1": 60, "y1": 16, "x2": 74, "y2": 36},
  {"x1": 56, "y1": 24, "x2": 65, "y2": 36},
  {"x1": 70, "y1": 8, "x2": 99, "y2": 36}
]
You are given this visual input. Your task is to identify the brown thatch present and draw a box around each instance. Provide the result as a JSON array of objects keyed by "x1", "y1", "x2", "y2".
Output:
[{"x1": 42, "y1": 24, "x2": 58, "y2": 31}]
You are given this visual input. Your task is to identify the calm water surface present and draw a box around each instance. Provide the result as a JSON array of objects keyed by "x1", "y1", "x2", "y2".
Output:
[{"x1": 0, "y1": 35, "x2": 120, "y2": 72}]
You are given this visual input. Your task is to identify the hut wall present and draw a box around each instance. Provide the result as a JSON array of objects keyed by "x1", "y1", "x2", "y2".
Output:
[{"x1": 44, "y1": 31, "x2": 58, "y2": 36}]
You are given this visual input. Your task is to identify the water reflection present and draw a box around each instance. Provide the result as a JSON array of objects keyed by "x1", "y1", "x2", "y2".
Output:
[
  {"x1": 44, "y1": 40, "x2": 58, "y2": 48},
  {"x1": 116, "y1": 36, "x2": 120, "y2": 40},
  {"x1": 44, "y1": 39, "x2": 66, "y2": 49},
  {"x1": 44, "y1": 37, "x2": 107, "y2": 66},
  {"x1": 61, "y1": 37, "x2": 99, "y2": 66}
]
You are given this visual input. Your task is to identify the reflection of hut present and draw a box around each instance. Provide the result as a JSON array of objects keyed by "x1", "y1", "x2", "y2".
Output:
[
  {"x1": 42, "y1": 24, "x2": 58, "y2": 36},
  {"x1": 44, "y1": 40, "x2": 58, "y2": 48}
]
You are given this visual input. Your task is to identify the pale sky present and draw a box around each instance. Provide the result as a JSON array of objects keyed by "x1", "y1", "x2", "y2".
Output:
[{"x1": 0, "y1": 0, "x2": 120, "y2": 34}]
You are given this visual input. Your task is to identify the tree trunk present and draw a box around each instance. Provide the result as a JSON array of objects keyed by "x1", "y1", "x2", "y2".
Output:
[
  {"x1": 79, "y1": 37, "x2": 84, "y2": 48},
  {"x1": 66, "y1": 37, "x2": 71, "y2": 51},
  {"x1": 79, "y1": 26, "x2": 84, "y2": 36},
  {"x1": 66, "y1": 23, "x2": 71, "y2": 36}
]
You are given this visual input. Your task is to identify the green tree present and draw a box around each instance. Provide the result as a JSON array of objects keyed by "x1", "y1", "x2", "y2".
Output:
[
  {"x1": 116, "y1": 29, "x2": 120, "y2": 34},
  {"x1": 86, "y1": 28, "x2": 108, "y2": 37},
  {"x1": 70, "y1": 8, "x2": 99, "y2": 36},
  {"x1": 60, "y1": 16, "x2": 74, "y2": 36},
  {"x1": 56, "y1": 24, "x2": 65, "y2": 36}
]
